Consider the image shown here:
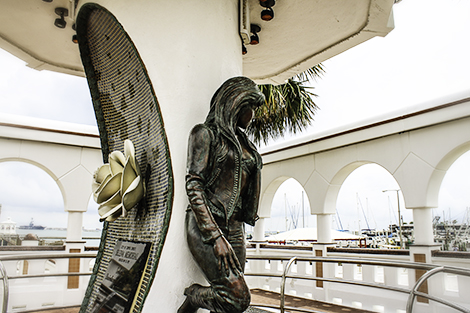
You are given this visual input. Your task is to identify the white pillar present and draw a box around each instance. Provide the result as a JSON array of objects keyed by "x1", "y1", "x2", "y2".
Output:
[
  {"x1": 77, "y1": 1, "x2": 243, "y2": 312},
  {"x1": 409, "y1": 208, "x2": 440, "y2": 307},
  {"x1": 313, "y1": 214, "x2": 335, "y2": 302},
  {"x1": 253, "y1": 217, "x2": 266, "y2": 242},
  {"x1": 66, "y1": 211, "x2": 83, "y2": 242},
  {"x1": 65, "y1": 211, "x2": 86, "y2": 254},
  {"x1": 412, "y1": 207, "x2": 434, "y2": 245},
  {"x1": 317, "y1": 214, "x2": 333, "y2": 243}
]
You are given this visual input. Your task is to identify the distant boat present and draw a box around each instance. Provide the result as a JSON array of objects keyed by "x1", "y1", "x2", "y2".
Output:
[{"x1": 19, "y1": 219, "x2": 46, "y2": 230}]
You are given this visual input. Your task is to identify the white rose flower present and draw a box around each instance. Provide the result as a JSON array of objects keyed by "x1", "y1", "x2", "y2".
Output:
[{"x1": 92, "y1": 139, "x2": 145, "y2": 222}]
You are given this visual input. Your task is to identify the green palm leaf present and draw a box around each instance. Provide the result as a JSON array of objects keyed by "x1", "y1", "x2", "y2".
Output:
[{"x1": 247, "y1": 64, "x2": 325, "y2": 144}]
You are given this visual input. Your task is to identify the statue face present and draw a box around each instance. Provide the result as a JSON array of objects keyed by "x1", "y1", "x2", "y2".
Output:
[{"x1": 236, "y1": 105, "x2": 254, "y2": 129}]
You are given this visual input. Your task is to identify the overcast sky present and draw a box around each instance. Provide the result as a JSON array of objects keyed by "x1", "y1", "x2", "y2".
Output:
[
  {"x1": 0, "y1": 0, "x2": 469, "y2": 232},
  {"x1": 263, "y1": 0, "x2": 470, "y2": 232}
]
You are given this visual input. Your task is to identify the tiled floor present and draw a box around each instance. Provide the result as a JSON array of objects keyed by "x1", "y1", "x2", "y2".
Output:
[{"x1": 250, "y1": 289, "x2": 375, "y2": 313}]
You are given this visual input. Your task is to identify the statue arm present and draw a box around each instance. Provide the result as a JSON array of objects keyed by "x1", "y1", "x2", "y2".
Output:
[{"x1": 186, "y1": 125, "x2": 223, "y2": 244}]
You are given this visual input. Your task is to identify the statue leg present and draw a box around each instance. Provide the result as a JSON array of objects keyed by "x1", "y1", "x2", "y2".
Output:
[{"x1": 179, "y1": 211, "x2": 250, "y2": 313}]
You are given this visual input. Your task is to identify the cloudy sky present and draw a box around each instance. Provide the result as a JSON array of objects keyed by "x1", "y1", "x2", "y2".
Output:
[
  {"x1": 0, "y1": 0, "x2": 469, "y2": 232},
  {"x1": 262, "y1": 0, "x2": 470, "y2": 232}
]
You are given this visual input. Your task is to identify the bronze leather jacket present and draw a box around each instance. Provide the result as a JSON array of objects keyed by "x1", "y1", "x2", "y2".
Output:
[{"x1": 186, "y1": 123, "x2": 262, "y2": 244}]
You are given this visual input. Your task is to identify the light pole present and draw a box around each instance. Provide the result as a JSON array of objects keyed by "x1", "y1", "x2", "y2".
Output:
[{"x1": 383, "y1": 189, "x2": 403, "y2": 249}]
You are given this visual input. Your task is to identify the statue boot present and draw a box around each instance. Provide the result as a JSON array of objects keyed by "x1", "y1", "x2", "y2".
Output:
[{"x1": 177, "y1": 283, "x2": 219, "y2": 313}]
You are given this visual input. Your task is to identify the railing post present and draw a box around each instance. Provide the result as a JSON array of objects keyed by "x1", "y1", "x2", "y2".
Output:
[
  {"x1": 0, "y1": 261, "x2": 8, "y2": 313},
  {"x1": 406, "y1": 267, "x2": 444, "y2": 313},
  {"x1": 280, "y1": 257, "x2": 296, "y2": 313},
  {"x1": 409, "y1": 244, "x2": 440, "y2": 304}
]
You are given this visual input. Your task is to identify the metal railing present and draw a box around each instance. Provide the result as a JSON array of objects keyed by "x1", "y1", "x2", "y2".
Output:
[
  {"x1": 0, "y1": 252, "x2": 97, "y2": 313},
  {"x1": 0, "y1": 252, "x2": 468, "y2": 313},
  {"x1": 245, "y1": 255, "x2": 470, "y2": 313}
]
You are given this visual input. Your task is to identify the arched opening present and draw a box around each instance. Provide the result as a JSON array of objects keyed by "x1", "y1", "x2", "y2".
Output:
[
  {"x1": 335, "y1": 163, "x2": 411, "y2": 248},
  {"x1": 0, "y1": 161, "x2": 65, "y2": 243},
  {"x1": 436, "y1": 150, "x2": 470, "y2": 251},
  {"x1": 264, "y1": 178, "x2": 312, "y2": 234}
]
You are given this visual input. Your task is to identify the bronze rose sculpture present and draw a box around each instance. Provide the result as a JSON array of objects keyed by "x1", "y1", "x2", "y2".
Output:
[{"x1": 179, "y1": 77, "x2": 265, "y2": 313}]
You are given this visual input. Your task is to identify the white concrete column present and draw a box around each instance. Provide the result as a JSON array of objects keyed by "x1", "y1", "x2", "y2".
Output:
[
  {"x1": 412, "y1": 207, "x2": 434, "y2": 245},
  {"x1": 76, "y1": 1, "x2": 243, "y2": 312},
  {"x1": 313, "y1": 213, "x2": 335, "y2": 303},
  {"x1": 59, "y1": 165, "x2": 92, "y2": 242},
  {"x1": 65, "y1": 211, "x2": 86, "y2": 260},
  {"x1": 317, "y1": 214, "x2": 334, "y2": 243},
  {"x1": 409, "y1": 207, "x2": 440, "y2": 304},
  {"x1": 66, "y1": 211, "x2": 83, "y2": 242},
  {"x1": 253, "y1": 217, "x2": 266, "y2": 242}
]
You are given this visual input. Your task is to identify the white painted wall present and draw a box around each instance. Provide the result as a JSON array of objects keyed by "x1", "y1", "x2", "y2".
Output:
[{"x1": 75, "y1": 1, "x2": 243, "y2": 311}]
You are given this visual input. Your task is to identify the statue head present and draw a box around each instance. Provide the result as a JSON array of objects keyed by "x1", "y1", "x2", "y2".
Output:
[{"x1": 205, "y1": 76, "x2": 265, "y2": 134}]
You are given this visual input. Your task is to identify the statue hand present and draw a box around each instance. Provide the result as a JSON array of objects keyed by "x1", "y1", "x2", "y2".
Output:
[{"x1": 213, "y1": 236, "x2": 241, "y2": 276}]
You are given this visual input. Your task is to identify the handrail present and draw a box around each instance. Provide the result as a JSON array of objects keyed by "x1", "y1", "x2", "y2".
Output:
[
  {"x1": 246, "y1": 254, "x2": 470, "y2": 313},
  {"x1": 8, "y1": 272, "x2": 93, "y2": 280},
  {"x1": 280, "y1": 257, "x2": 296, "y2": 313},
  {"x1": 247, "y1": 254, "x2": 439, "y2": 271},
  {"x1": 0, "y1": 252, "x2": 97, "y2": 261},
  {"x1": 406, "y1": 266, "x2": 470, "y2": 313},
  {"x1": 0, "y1": 252, "x2": 97, "y2": 313},
  {"x1": 0, "y1": 261, "x2": 8, "y2": 313}
]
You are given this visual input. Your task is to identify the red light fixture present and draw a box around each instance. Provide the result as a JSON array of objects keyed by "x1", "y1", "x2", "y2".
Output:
[
  {"x1": 259, "y1": 0, "x2": 275, "y2": 21},
  {"x1": 250, "y1": 24, "x2": 261, "y2": 45},
  {"x1": 261, "y1": 7, "x2": 274, "y2": 21}
]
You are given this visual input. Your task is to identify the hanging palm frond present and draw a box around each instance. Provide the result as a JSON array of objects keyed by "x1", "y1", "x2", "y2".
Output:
[
  {"x1": 294, "y1": 63, "x2": 325, "y2": 82},
  {"x1": 247, "y1": 64, "x2": 325, "y2": 144}
]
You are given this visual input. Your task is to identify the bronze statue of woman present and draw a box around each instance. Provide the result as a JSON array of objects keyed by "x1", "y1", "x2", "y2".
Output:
[{"x1": 178, "y1": 77, "x2": 265, "y2": 313}]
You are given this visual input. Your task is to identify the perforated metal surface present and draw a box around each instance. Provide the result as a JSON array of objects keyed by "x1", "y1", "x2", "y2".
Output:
[{"x1": 77, "y1": 4, "x2": 173, "y2": 313}]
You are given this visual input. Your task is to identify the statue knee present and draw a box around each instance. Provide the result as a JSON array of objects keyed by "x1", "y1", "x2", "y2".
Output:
[
  {"x1": 217, "y1": 279, "x2": 250, "y2": 313},
  {"x1": 219, "y1": 297, "x2": 250, "y2": 313},
  {"x1": 234, "y1": 292, "x2": 250, "y2": 313}
]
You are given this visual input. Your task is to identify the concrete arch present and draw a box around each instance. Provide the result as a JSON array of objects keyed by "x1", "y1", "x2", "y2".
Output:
[
  {"x1": 259, "y1": 175, "x2": 311, "y2": 221},
  {"x1": 427, "y1": 141, "x2": 470, "y2": 209},
  {"x1": 258, "y1": 96, "x2": 470, "y2": 246},
  {"x1": 0, "y1": 129, "x2": 103, "y2": 212},
  {"x1": 260, "y1": 154, "x2": 315, "y2": 218},
  {"x1": 393, "y1": 117, "x2": 470, "y2": 209},
  {"x1": 0, "y1": 157, "x2": 66, "y2": 208},
  {"x1": 324, "y1": 161, "x2": 374, "y2": 215},
  {"x1": 259, "y1": 175, "x2": 290, "y2": 219},
  {"x1": 0, "y1": 140, "x2": 101, "y2": 214},
  {"x1": 0, "y1": 116, "x2": 102, "y2": 246}
]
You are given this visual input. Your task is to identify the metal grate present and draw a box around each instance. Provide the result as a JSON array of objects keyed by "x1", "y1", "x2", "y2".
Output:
[{"x1": 76, "y1": 4, "x2": 173, "y2": 313}]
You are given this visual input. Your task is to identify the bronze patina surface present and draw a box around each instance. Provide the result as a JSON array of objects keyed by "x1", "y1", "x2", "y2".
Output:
[{"x1": 179, "y1": 77, "x2": 265, "y2": 313}]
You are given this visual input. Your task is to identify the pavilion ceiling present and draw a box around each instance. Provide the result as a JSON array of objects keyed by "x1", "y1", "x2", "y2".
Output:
[{"x1": 0, "y1": 0, "x2": 395, "y2": 84}]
